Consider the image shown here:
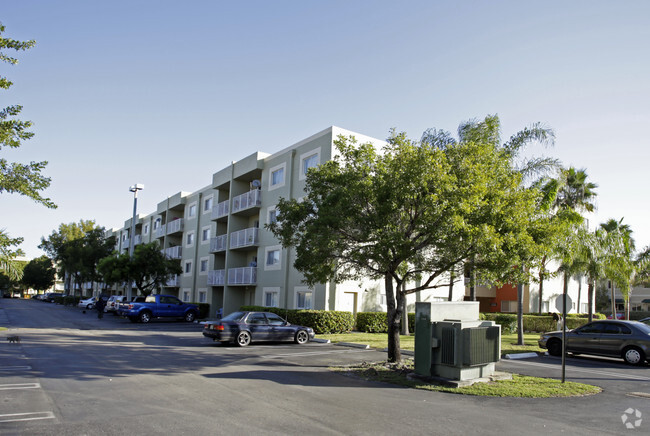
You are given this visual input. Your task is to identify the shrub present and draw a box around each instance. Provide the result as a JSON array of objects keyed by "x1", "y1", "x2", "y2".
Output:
[
  {"x1": 355, "y1": 312, "x2": 415, "y2": 333},
  {"x1": 63, "y1": 296, "x2": 80, "y2": 306},
  {"x1": 239, "y1": 305, "x2": 354, "y2": 334}
]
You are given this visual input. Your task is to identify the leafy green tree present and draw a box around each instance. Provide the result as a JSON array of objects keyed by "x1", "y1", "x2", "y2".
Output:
[
  {"x1": 40, "y1": 220, "x2": 114, "y2": 296},
  {"x1": 575, "y1": 228, "x2": 608, "y2": 322},
  {"x1": 0, "y1": 24, "x2": 55, "y2": 278},
  {"x1": 21, "y1": 255, "x2": 56, "y2": 292},
  {"x1": 98, "y1": 242, "x2": 182, "y2": 297},
  {"x1": 269, "y1": 123, "x2": 542, "y2": 363}
]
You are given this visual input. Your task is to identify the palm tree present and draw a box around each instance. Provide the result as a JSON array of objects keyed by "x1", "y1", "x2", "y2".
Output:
[
  {"x1": 0, "y1": 230, "x2": 25, "y2": 281},
  {"x1": 575, "y1": 228, "x2": 607, "y2": 322},
  {"x1": 554, "y1": 167, "x2": 598, "y2": 213},
  {"x1": 600, "y1": 218, "x2": 635, "y2": 319}
]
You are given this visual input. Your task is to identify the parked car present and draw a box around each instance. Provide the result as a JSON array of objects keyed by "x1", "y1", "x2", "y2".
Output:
[
  {"x1": 607, "y1": 313, "x2": 625, "y2": 319},
  {"x1": 640, "y1": 317, "x2": 650, "y2": 326},
  {"x1": 202, "y1": 311, "x2": 315, "y2": 347},
  {"x1": 44, "y1": 292, "x2": 65, "y2": 303},
  {"x1": 116, "y1": 296, "x2": 145, "y2": 312},
  {"x1": 539, "y1": 320, "x2": 650, "y2": 365},
  {"x1": 118, "y1": 294, "x2": 199, "y2": 323},
  {"x1": 78, "y1": 297, "x2": 97, "y2": 309},
  {"x1": 105, "y1": 295, "x2": 127, "y2": 313}
]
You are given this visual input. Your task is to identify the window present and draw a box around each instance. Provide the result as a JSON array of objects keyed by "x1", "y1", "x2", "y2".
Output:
[
  {"x1": 200, "y1": 258, "x2": 209, "y2": 274},
  {"x1": 248, "y1": 313, "x2": 267, "y2": 325},
  {"x1": 266, "y1": 312, "x2": 285, "y2": 325},
  {"x1": 153, "y1": 218, "x2": 161, "y2": 230},
  {"x1": 182, "y1": 290, "x2": 191, "y2": 302},
  {"x1": 269, "y1": 163, "x2": 286, "y2": 190},
  {"x1": 203, "y1": 196, "x2": 213, "y2": 214},
  {"x1": 198, "y1": 290, "x2": 207, "y2": 303},
  {"x1": 296, "y1": 288, "x2": 313, "y2": 309},
  {"x1": 201, "y1": 227, "x2": 211, "y2": 243},
  {"x1": 263, "y1": 288, "x2": 280, "y2": 307},
  {"x1": 188, "y1": 203, "x2": 197, "y2": 218},
  {"x1": 265, "y1": 245, "x2": 281, "y2": 270},
  {"x1": 184, "y1": 260, "x2": 193, "y2": 275},
  {"x1": 300, "y1": 148, "x2": 320, "y2": 180},
  {"x1": 143, "y1": 224, "x2": 149, "y2": 235},
  {"x1": 501, "y1": 300, "x2": 516, "y2": 313},
  {"x1": 186, "y1": 231, "x2": 195, "y2": 247}
]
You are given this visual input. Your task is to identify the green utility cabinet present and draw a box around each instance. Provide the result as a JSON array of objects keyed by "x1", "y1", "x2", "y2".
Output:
[{"x1": 414, "y1": 302, "x2": 501, "y2": 381}]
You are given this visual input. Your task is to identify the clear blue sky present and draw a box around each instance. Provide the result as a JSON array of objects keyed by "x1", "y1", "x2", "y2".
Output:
[{"x1": 2, "y1": 1, "x2": 649, "y2": 258}]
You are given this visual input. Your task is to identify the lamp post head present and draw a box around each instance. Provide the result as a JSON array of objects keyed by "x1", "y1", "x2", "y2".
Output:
[{"x1": 129, "y1": 184, "x2": 144, "y2": 193}]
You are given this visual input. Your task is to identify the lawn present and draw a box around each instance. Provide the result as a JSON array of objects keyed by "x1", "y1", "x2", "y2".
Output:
[{"x1": 317, "y1": 331, "x2": 544, "y2": 356}]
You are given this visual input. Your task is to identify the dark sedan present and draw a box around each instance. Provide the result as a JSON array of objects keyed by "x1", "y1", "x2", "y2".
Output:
[
  {"x1": 539, "y1": 320, "x2": 650, "y2": 365},
  {"x1": 203, "y1": 311, "x2": 315, "y2": 347}
]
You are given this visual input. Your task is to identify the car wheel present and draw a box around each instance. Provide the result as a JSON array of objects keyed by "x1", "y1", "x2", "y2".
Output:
[
  {"x1": 547, "y1": 339, "x2": 562, "y2": 357},
  {"x1": 86, "y1": 304, "x2": 93, "y2": 309},
  {"x1": 236, "y1": 331, "x2": 251, "y2": 347},
  {"x1": 295, "y1": 330, "x2": 309, "y2": 345},
  {"x1": 184, "y1": 311, "x2": 196, "y2": 322},
  {"x1": 139, "y1": 311, "x2": 152, "y2": 323},
  {"x1": 622, "y1": 346, "x2": 645, "y2": 365}
]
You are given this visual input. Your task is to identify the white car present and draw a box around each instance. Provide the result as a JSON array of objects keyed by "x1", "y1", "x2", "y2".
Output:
[
  {"x1": 105, "y1": 295, "x2": 127, "y2": 313},
  {"x1": 78, "y1": 297, "x2": 97, "y2": 309}
]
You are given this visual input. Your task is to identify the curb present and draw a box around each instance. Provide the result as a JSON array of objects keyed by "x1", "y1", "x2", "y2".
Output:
[
  {"x1": 335, "y1": 342, "x2": 370, "y2": 349},
  {"x1": 503, "y1": 352, "x2": 539, "y2": 360}
]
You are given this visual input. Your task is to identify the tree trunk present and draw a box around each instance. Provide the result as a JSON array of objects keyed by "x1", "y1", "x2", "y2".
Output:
[
  {"x1": 587, "y1": 280, "x2": 594, "y2": 322},
  {"x1": 469, "y1": 256, "x2": 476, "y2": 301},
  {"x1": 577, "y1": 276, "x2": 582, "y2": 314},
  {"x1": 516, "y1": 282, "x2": 524, "y2": 345},
  {"x1": 385, "y1": 273, "x2": 401, "y2": 363},
  {"x1": 538, "y1": 256, "x2": 546, "y2": 314},
  {"x1": 400, "y1": 281, "x2": 409, "y2": 336},
  {"x1": 448, "y1": 268, "x2": 454, "y2": 302},
  {"x1": 609, "y1": 280, "x2": 617, "y2": 319}
]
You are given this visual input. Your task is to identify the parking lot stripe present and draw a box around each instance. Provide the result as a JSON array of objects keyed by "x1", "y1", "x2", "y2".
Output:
[
  {"x1": 0, "y1": 383, "x2": 40, "y2": 390},
  {"x1": 0, "y1": 366, "x2": 31, "y2": 371},
  {"x1": 507, "y1": 360, "x2": 650, "y2": 381},
  {"x1": 0, "y1": 412, "x2": 55, "y2": 423}
]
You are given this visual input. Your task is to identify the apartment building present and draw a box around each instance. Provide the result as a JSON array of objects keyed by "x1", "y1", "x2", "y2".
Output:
[{"x1": 106, "y1": 127, "x2": 467, "y2": 317}]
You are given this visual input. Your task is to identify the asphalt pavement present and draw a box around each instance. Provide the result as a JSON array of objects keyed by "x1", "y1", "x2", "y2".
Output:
[{"x1": 1, "y1": 298, "x2": 649, "y2": 435}]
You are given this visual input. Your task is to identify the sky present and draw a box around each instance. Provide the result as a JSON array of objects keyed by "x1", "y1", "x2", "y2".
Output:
[{"x1": 2, "y1": 0, "x2": 649, "y2": 259}]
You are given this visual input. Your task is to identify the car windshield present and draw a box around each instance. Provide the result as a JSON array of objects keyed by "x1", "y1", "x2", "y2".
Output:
[{"x1": 222, "y1": 311, "x2": 246, "y2": 322}]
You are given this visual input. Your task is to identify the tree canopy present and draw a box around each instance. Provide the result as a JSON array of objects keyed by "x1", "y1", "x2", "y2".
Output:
[
  {"x1": 98, "y1": 242, "x2": 182, "y2": 297},
  {"x1": 269, "y1": 116, "x2": 548, "y2": 362},
  {"x1": 21, "y1": 255, "x2": 56, "y2": 292}
]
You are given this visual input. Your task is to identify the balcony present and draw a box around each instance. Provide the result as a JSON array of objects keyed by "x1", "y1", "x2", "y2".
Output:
[
  {"x1": 207, "y1": 269, "x2": 225, "y2": 286},
  {"x1": 154, "y1": 224, "x2": 166, "y2": 239},
  {"x1": 229, "y1": 227, "x2": 259, "y2": 250},
  {"x1": 165, "y1": 275, "x2": 180, "y2": 287},
  {"x1": 211, "y1": 199, "x2": 229, "y2": 221},
  {"x1": 231, "y1": 189, "x2": 261, "y2": 215},
  {"x1": 164, "y1": 245, "x2": 182, "y2": 259},
  {"x1": 228, "y1": 267, "x2": 257, "y2": 285},
  {"x1": 134, "y1": 235, "x2": 142, "y2": 245},
  {"x1": 121, "y1": 237, "x2": 130, "y2": 248},
  {"x1": 210, "y1": 234, "x2": 228, "y2": 253},
  {"x1": 166, "y1": 218, "x2": 184, "y2": 235}
]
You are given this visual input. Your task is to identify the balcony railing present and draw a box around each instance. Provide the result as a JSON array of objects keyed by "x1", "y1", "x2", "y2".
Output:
[
  {"x1": 164, "y1": 245, "x2": 182, "y2": 259},
  {"x1": 210, "y1": 234, "x2": 228, "y2": 253},
  {"x1": 134, "y1": 235, "x2": 142, "y2": 245},
  {"x1": 211, "y1": 199, "x2": 229, "y2": 220},
  {"x1": 229, "y1": 227, "x2": 259, "y2": 250},
  {"x1": 154, "y1": 224, "x2": 166, "y2": 239},
  {"x1": 207, "y1": 269, "x2": 225, "y2": 286},
  {"x1": 231, "y1": 189, "x2": 261, "y2": 214},
  {"x1": 166, "y1": 218, "x2": 184, "y2": 235},
  {"x1": 228, "y1": 267, "x2": 257, "y2": 285},
  {"x1": 165, "y1": 275, "x2": 180, "y2": 287}
]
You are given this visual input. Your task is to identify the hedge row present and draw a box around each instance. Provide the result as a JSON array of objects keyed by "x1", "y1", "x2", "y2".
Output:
[
  {"x1": 240, "y1": 305, "x2": 354, "y2": 334},
  {"x1": 355, "y1": 312, "x2": 416, "y2": 333},
  {"x1": 481, "y1": 313, "x2": 607, "y2": 333},
  {"x1": 192, "y1": 303, "x2": 210, "y2": 319}
]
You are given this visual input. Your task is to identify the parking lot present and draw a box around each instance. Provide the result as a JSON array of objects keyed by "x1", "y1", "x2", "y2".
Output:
[{"x1": 1, "y1": 298, "x2": 649, "y2": 435}]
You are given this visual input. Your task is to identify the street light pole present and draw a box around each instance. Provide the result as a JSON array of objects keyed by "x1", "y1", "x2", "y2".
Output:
[{"x1": 128, "y1": 184, "x2": 144, "y2": 301}]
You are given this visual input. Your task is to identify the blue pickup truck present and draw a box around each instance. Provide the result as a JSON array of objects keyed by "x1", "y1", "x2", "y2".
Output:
[{"x1": 118, "y1": 294, "x2": 199, "y2": 323}]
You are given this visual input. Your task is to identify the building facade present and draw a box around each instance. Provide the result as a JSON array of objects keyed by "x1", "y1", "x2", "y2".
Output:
[{"x1": 105, "y1": 127, "x2": 468, "y2": 317}]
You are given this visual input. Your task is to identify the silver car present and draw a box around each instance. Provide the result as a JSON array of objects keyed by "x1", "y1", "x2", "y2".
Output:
[{"x1": 539, "y1": 320, "x2": 650, "y2": 365}]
